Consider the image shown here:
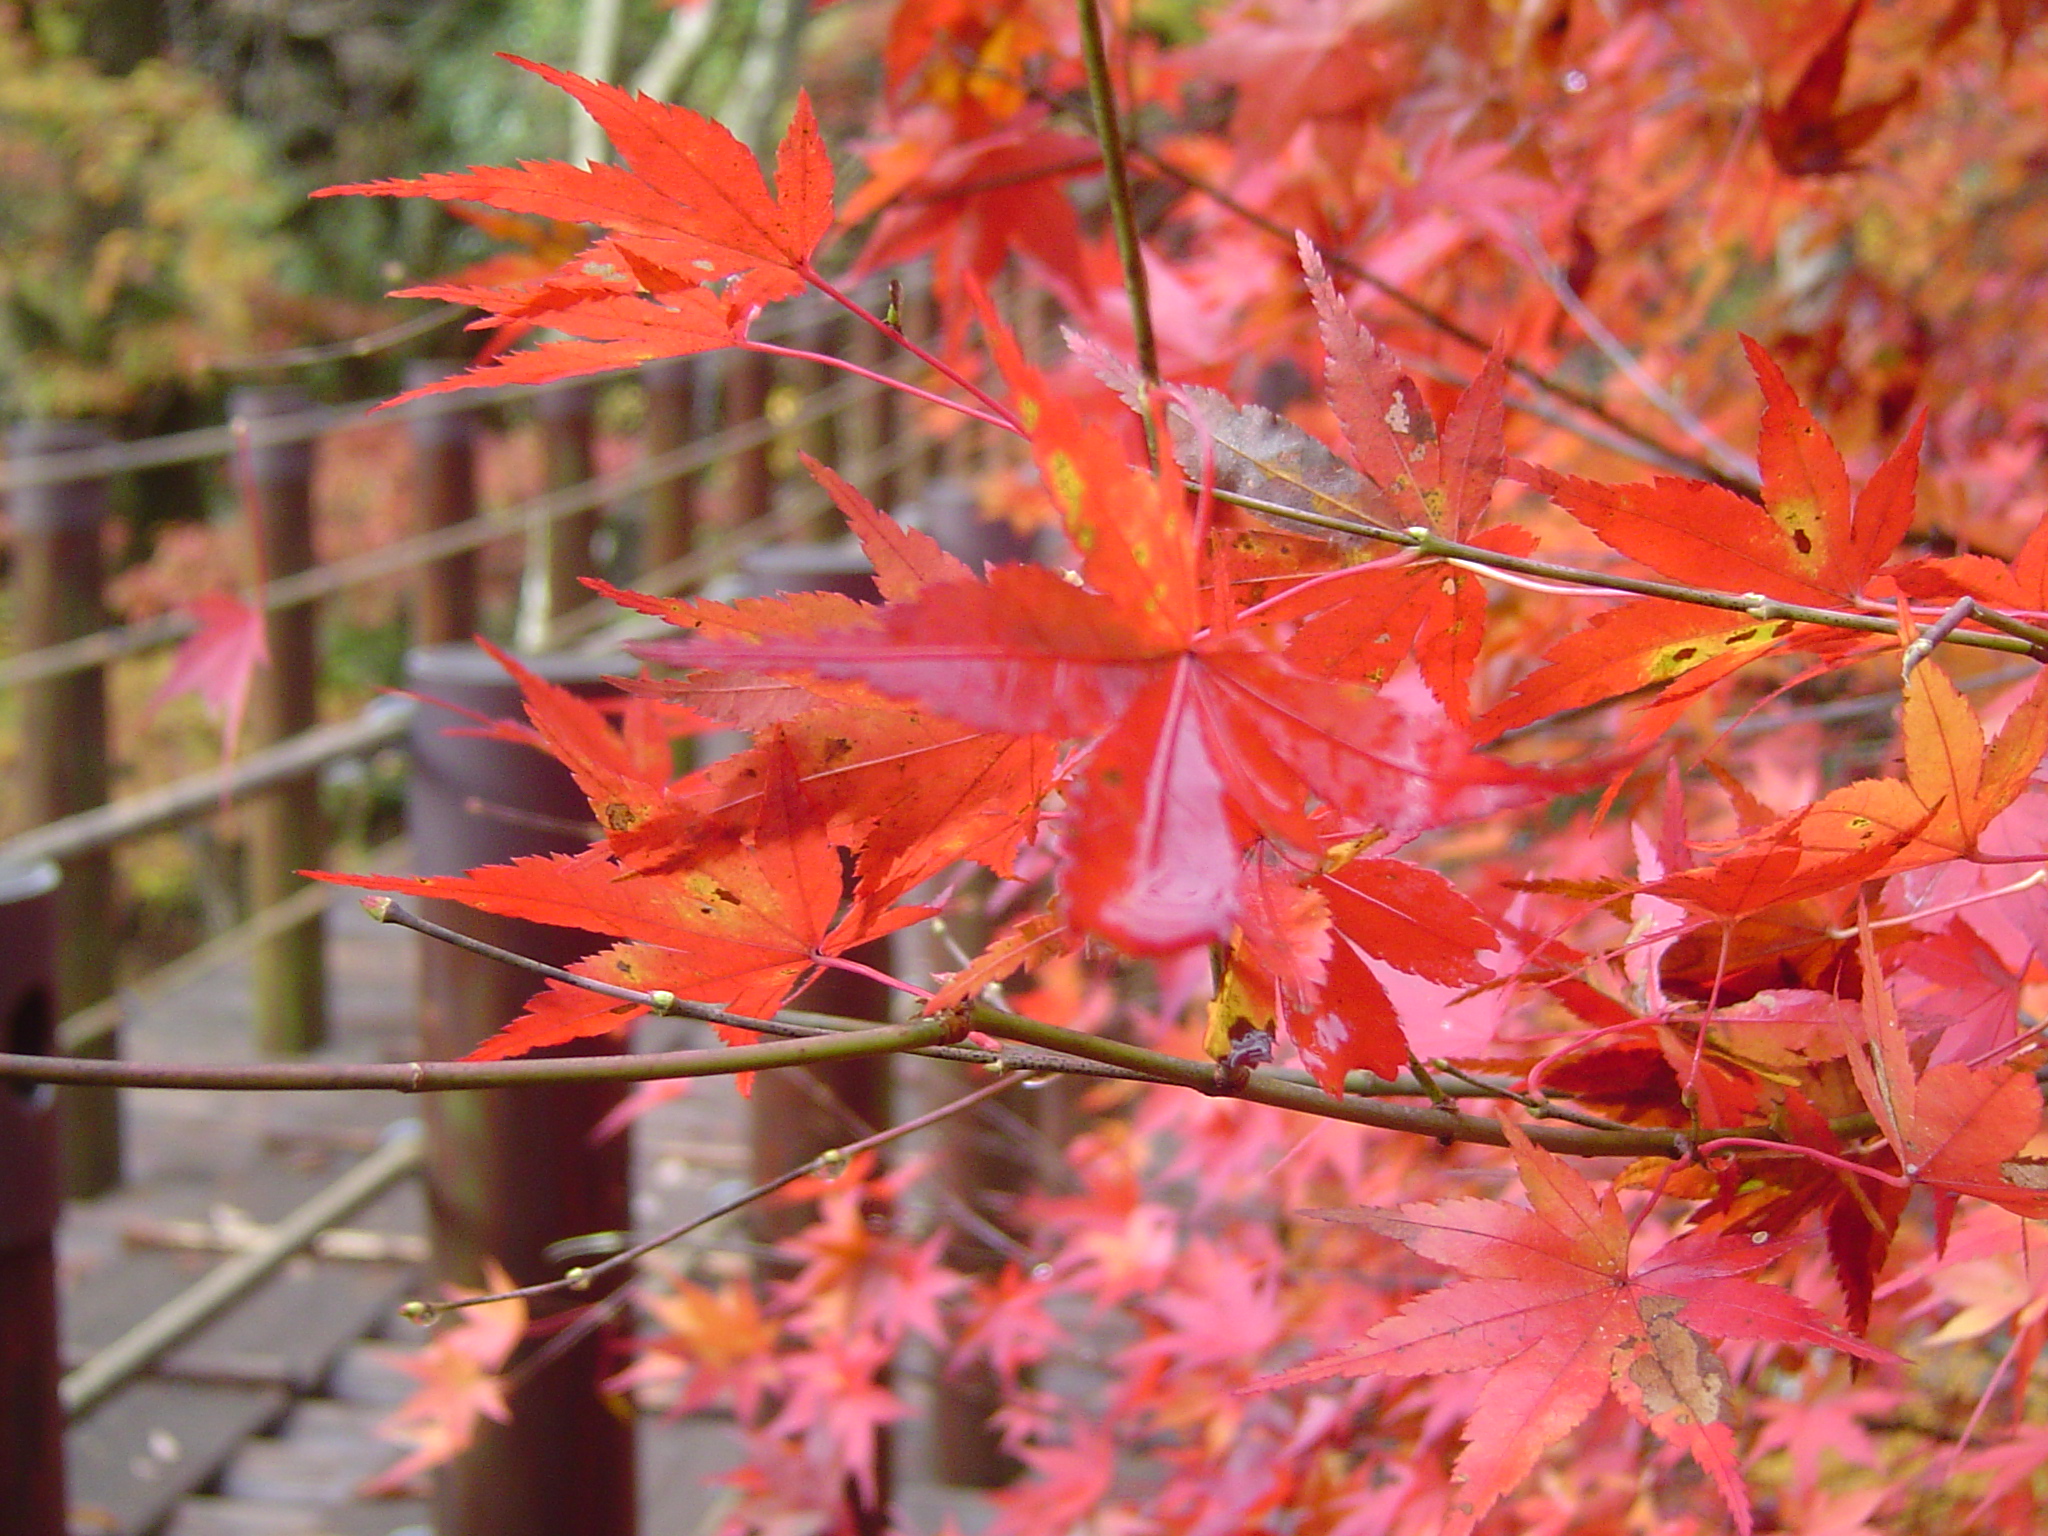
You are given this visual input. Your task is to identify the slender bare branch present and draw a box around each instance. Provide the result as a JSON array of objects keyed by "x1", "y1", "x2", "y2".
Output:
[
  {"x1": 0, "y1": 897, "x2": 1839, "y2": 1163},
  {"x1": 1203, "y1": 486, "x2": 2048, "y2": 667},
  {"x1": 413, "y1": 1071, "x2": 1032, "y2": 1318}
]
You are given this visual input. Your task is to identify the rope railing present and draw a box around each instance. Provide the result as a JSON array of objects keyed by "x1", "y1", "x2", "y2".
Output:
[{"x1": 0, "y1": 702, "x2": 415, "y2": 870}]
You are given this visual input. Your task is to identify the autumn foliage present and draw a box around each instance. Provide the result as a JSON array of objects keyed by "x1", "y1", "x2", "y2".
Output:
[{"x1": 315, "y1": 1, "x2": 2048, "y2": 1531}]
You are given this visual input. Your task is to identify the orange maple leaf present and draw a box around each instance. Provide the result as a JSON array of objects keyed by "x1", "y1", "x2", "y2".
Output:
[
  {"x1": 1774, "y1": 663, "x2": 2048, "y2": 877},
  {"x1": 363, "y1": 1260, "x2": 526, "y2": 1495},
  {"x1": 1488, "y1": 342, "x2": 1925, "y2": 737},
  {"x1": 313, "y1": 734, "x2": 932, "y2": 1059},
  {"x1": 1846, "y1": 926, "x2": 2048, "y2": 1224}
]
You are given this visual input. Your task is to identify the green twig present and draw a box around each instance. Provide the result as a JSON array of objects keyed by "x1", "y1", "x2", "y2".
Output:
[
  {"x1": 1074, "y1": 0, "x2": 1158, "y2": 463},
  {"x1": 963, "y1": 1000, "x2": 1699, "y2": 1157},
  {"x1": 0, "y1": 896, "x2": 1812, "y2": 1163}
]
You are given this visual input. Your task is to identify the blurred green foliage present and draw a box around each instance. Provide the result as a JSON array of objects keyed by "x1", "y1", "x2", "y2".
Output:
[
  {"x1": 0, "y1": 20, "x2": 290, "y2": 417},
  {"x1": 0, "y1": 0, "x2": 801, "y2": 420}
]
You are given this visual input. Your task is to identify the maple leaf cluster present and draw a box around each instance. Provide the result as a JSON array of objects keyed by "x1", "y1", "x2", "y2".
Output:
[{"x1": 311, "y1": 2, "x2": 2048, "y2": 1529}]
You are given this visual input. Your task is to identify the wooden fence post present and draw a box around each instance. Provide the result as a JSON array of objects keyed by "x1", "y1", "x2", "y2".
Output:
[
  {"x1": 404, "y1": 362, "x2": 483, "y2": 647},
  {"x1": 233, "y1": 386, "x2": 327, "y2": 1055},
  {"x1": 721, "y1": 350, "x2": 775, "y2": 526},
  {"x1": 522, "y1": 381, "x2": 599, "y2": 650},
  {"x1": 10, "y1": 419, "x2": 120, "y2": 1194},
  {"x1": 640, "y1": 358, "x2": 699, "y2": 583},
  {"x1": 406, "y1": 644, "x2": 635, "y2": 1536},
  {"x1": 0, "y1": 859, "x2": 66, "y2": 1536}
]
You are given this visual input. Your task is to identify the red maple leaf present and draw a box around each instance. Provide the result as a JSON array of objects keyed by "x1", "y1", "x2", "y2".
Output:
[
  {"x1": 1882, "y1": 496, "x2": 2048, "y2": 612},
  {"x1": 151, "y1": 590, "x2": 269, "y2": 768},
  {"x1": 315, "y1": 56, "x2": 835, "y2": 396},
  {"x1": 1759, "y1": 0, "x2": 1918, "y2": 177},
  {"x1": 846, "y1": 109, "x2": 1098, "y2": 317},
  {"x1": 1516, "y1": 340, "x2": 1922, "y2": 605},
  {"x1": 1261, "y1": 1122, "x2": 1892, "y2": 1536},
  {"x1": 634, "y1": 329, "x2": 1515, "y2": 953},
  {"x1": 580, "y1": 465, "x2": 1056, "y2": 913},
  {"x1": 313, "y1": 734, "x2": 931, "y2": 1059},
  {"x1": 1487, "y1": 342, "x2": 1925, "y2": 736},
  {"x1": 463, "y1": 636, "x2": 712, "y2": 840}
]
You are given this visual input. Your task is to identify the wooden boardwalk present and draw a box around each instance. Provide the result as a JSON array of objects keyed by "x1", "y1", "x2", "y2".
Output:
[{"x1": 53, "y1": 891, "x2": 903, "y2": 1536}]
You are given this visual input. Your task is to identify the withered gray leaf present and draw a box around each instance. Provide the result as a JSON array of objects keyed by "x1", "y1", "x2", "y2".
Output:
[{"x1": 1070, "y1": 331, "x2": 1385, "y2": 541}]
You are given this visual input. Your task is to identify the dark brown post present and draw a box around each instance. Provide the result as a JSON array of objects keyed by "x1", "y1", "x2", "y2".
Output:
[
  {"x1": 919, "y1": 491, "x2": 1039, "y2": 1489},
  {"x1": 233, "y1": 386, "x2": 327, "y2": 1055},
  {"x1": 405, "y1": 362, "x2": 483, "y2": 647},
  {"x1": 640, "y1": 358, "x2": 699, "y2": 582},
  {"x1": 793, "y1": 309, "x2": 844, "y2": 470},
  {"x1": 898, "y1": 277, "x2": 938, "y2": 501},
  {"x1": 721, "y1": 350, "x2": 775, "y2": 526},
  {"x1": 407, "y1": 644, "x2": 635, "y2": 1536},
  {"x1": 529, "y1": 381, "x2": 599, "y2": 648},
  {"x1": 10, "y1": 419, "x2": 119, "y2": 1194},
  {"x1": 706, "y1": 545, "x2": 897, "y2": 1254},
  {"x1": 0, "y1": 860, "x2": 65, "y2": 1536},
  {"x1": 719, "y1": 544, "x2": 893, "y2": 1535}
]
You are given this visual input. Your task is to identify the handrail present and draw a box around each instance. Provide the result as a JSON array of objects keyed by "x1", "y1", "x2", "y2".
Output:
[
  {"x1": 0, "y1": 426, "x2": 929, "y2": 883},
  {"x1": 0, "y1": 391, "x2": 941, "y2": 890},
  {"x1": 59, "y1": 1120, "x2": 426, "y2": 1420},
  {"x1": 0, "y1": 275, "x2": 911, "y2": 495},
  {"x1": 0, "y1": 702, "x2": 412, "y2": 869},
  {"x1": 55, "y1": 837, "x2": 408, "y2": 1056},
  {"x1": 0, "y1": 368, "x2": 886, "y2": 691}
]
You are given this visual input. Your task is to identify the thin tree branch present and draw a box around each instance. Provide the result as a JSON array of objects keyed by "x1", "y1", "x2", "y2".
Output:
[
  {"x1": 0, "y1": 897, "x2": 1815, "y2": 1162},
  {"x1": 1901, "y1": 595, "x2": 1979, "y2": 677},
  {"x1": 1129, "y1": 143, "x2": 1754, "y2": 492},
  {"x1": 1203, "y1": 485, "x2": 2048, "y2": 665},
  {"x1": 1424, "y1": 1058, "x2": 1642, "y2": 1134},
  {"x1": 802, "y1": 270, "x2": 1024, "y2": 432},
  {"x1": 1074, "y1": 0, "x2": 1159, "y2": 402},
  {"x1": 1508, "y1": 225, "x2": 1755, "y2": 485},
  {"x1": 0, "y1": 1022, "x2": 960, "y2": 1093},
  {"x1": 961, "y1": 1001, "x2": 1701, "y2": 1157},
  {"x1": 743, "y1": 337, "x2": 1017, "y2": 435},
  {"x1": 415, "y1": 1071, "x2": 1032, "y2": 1318}
]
